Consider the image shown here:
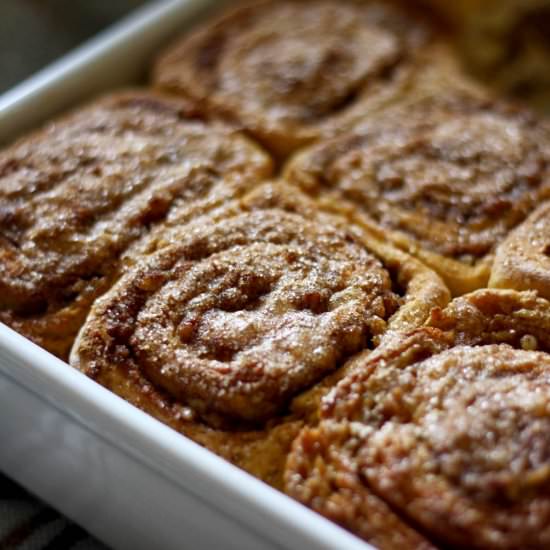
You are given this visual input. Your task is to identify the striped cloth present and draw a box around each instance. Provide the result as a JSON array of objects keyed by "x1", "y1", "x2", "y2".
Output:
[{"x1": 0, "y1": 473, "x2": 106, "y2": 550}]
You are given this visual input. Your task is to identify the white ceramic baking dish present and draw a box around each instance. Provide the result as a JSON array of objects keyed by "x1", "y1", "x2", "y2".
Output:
[{"x1": 0, "y1": 1, "x2": 372, "y2": 549}]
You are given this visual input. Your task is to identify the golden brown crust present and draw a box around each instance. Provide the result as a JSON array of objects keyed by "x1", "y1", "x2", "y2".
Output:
[
  {"x1": 287, "y1": 288, "x2": 550, "y2": 549},
  {"x1": 153, "y1": 0, "x2": 476, "y2": 157},
  {"x1": 70, "y1": 181, "x2": 448, "y2": 486},
  {"x1": 0, "y1": 89, "x2": 272, "y2": 358},
  {"x1": 285, "y1": 92, "x2": 550, "y2": 295},
  {"x1": 490, "y1": 202, "x2": 550, "y2": 300}
]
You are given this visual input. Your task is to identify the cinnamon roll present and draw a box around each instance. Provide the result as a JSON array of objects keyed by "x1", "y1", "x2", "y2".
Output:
[
  {"x1": 0, "y1": 90, "x2": 272, "y2": 359},
  {"x1": 490, "y1": 201, "x2": 550, "y2": 300},
  {"x1": 153, "y1": 0, "x2": 477, "y2": 157},
  {"x1": 70, "y1": 182, "x2": 449, "y2": 486},
  {"x1": 286, "y1": 92, "x2": 550, "y2": 295},
  {"x1": 286, "y1": 289, "x2": 550, "y2": 549}
]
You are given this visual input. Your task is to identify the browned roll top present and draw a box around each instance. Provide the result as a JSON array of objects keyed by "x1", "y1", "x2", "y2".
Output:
[
  {"x1": 286, "y1": 93, "x2": 550, "y2": 294},
  {"x1": 286, "y1": 289, "x2": 550, "y2": 549},
  {"x1": 153, "y1": 0, "x2": 462, "y2": 156}
]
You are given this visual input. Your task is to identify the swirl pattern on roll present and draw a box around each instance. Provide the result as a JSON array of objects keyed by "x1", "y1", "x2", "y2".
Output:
[
  {"x1": 0, "y1": 90, "x2": 272, "y2": 358},
  {"x1": 285, "y1": 289, "x2": 550, "y2": 549},
  {"x1": 153, "y1": 0, "x2": 469, "y2": 156},
  {"x1": 286, "y1": 93, "x2": 550, "y2": 294},
  {"x1": 424, "y1": 0, "x2": 550, "y2": 108}
]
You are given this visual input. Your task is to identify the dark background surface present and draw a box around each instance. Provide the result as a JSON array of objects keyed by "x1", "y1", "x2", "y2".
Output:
[
  {"x1": 0, "y1": 3, "x2": 148, "y2": 548},
  {"x1": 0, "y1": 0, "x2": 147, "y2": 94}
]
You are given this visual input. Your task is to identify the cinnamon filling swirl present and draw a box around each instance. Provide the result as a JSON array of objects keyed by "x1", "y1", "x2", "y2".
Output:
[
  {"x1": 286, "y1": 94, "x2": 550, "y2": 293},
  {"x1": 286, "y1": 289, "x2": 550, "y2": 549}
]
